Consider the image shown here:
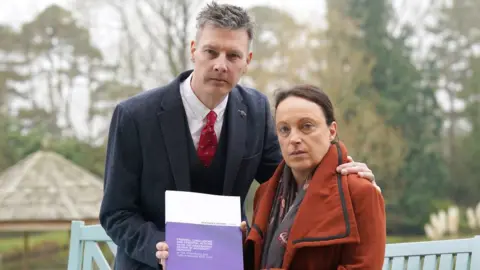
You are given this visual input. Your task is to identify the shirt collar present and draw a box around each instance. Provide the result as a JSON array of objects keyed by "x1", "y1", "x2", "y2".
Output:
[{"x1": 181, "y1": 72, "x2": 229, "y2": 121}]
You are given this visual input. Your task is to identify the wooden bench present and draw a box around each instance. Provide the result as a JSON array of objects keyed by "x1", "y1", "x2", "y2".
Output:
[
  {"x1": 383, "y1": 236, "x2": 480, "y2": 269},
  {"x1": 66, "y1": 220, "x2": 480, "y2": 269},
  {"x1": 67, "y1": 220, "x2": 117, "y2": 270}
]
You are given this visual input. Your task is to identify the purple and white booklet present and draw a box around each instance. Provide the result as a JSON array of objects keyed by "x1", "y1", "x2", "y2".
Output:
[{"x1": 165, "y1": 190, "x2": 244, "y2": 270}]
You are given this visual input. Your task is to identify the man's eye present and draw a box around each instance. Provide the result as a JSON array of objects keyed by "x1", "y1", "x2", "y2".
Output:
[{"x1": 278, "y1": 126, "x2": 289, "y2": 134}]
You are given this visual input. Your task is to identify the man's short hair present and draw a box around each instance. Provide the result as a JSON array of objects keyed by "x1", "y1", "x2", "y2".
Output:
[{"x1": 196, "y1": 2, "x2": 255, "y2": 44}]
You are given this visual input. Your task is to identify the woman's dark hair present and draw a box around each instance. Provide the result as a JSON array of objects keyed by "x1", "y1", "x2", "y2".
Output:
[{"x1": 274, "y1": 84, "x2": 336, "y2": 125}]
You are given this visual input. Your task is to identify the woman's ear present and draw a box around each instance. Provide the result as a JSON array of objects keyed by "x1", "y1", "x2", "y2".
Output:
[{"x1": 329, "y1": 121, "x2": 337, "y2": 142}]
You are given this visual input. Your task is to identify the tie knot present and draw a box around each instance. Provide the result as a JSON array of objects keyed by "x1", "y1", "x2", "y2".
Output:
[{"x1": 206, "y1": 111, "x2": 217, "y2": 125}]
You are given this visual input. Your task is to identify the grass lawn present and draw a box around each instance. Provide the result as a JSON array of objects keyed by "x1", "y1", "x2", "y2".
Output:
[
  {"x1": 0, "y1": 230, "x2": 431, "y2": 254},
  {"x1": 387, "y1": 235, "x2": 429, "y2": 243},
  {"x1": 0, "y1": 231, "x2": 69, "y2": 253},
  {"x1": 0, "y1": 248, "x2": 70, "y2": 270}
]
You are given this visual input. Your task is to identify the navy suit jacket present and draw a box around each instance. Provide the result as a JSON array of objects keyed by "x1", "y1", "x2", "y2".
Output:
[{"x1": 99, "y1": 70, "x2": 282, "y2": 269}]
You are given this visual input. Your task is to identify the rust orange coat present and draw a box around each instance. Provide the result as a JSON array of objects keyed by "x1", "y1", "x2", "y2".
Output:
[{"x1": 244, "y1": 142, "x2": 386, "y2": 270}]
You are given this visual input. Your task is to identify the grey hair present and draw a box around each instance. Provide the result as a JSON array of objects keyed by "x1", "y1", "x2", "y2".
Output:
[{"x1": 196, "y1": 2, "x2": 255, "y2": 46}]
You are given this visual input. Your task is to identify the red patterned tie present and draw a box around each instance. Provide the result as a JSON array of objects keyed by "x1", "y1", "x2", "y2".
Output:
[{"x1": 197, "y1": 111, "x2": 218, "y2": 166}]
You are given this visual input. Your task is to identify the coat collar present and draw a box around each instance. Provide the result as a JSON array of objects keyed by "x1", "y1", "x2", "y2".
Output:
[
  {"x1": 156, "y1": 70, "x2": 192, "y2": 191},
  {"x1": 246, "y1": 141, "x2": 361, "y2": 269}
]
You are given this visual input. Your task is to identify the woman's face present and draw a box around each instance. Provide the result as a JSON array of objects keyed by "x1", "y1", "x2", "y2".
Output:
[{"x1": 275, "y1": 96, "x2": 337, "y2": 174}]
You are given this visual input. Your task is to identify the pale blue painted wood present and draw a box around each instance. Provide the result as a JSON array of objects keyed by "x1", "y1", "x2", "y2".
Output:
[
  {"x1": 406, "y1": 256, "x2": 421, "y2": 270},
  {"x1": 67, "y1": 220, "x2": 118, "y2": 270},
  {"x1": 82, "y1": 242, "x2": 111, "y2": 270},
  {"x1": 438, "y1": 254, "x2": 453, "y2": 269},
  {"x1": 391, "y1": 257, "x2": 405, "y2": 270},
  {"x1": 66, "y1": 222, "x2": 480, "y2": 270},
  {"x1": 386, "y1": 238, "x2": 473, "y2": 256},
  {"x1": 455, "y1": 253, "x2": 470, "y2": 269},
  {"x1": 383, "y1": 257, "x2": 390, "y2": 269},
  {"x1": 106, "y1": 241, "x2": 117, "y2": 256},
  {"x1": 422, "y1": 255, "x2": 437, "y2": 270},
  {"x1": 469, "y1": 236, "x2": 480, "y2": 268},
  {"x1": 383, "y1": 236, "x2": 480, "y2": 270},
  {"x1": 67, "y1": 220, "x2": 83, "y2": 270}
]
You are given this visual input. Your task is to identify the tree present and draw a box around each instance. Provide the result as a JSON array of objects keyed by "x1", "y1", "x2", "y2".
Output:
[
  {"x1": 0, "y1": 25, "x2": 24, "y2": 113},
  {"x1": 308, "y1": 3, "x2": 406, "y2": 193},
  {"x1": 338, "y1": 0, "x2": 447, "y2": 234},
  {"x1": 0, "y1": 4, "x2": 140, "y2": 142},
  {"x1": 242, "y1": 4, "x2": 408, "y2": 225},
  {"x1": 448, "y1": 55, "x2": 480, "y2": 206},
  {"x1": 0, "y1": 121, "x2": 106, "y2": 176},
  {"x1": 75, "y1": 0, "x2": 200, "y2": 87},
  {"x1": 3, "y1": 5, "x2": 103, "y2": 137},
  {"x1": 426, "y1": 0, "x2": 480, "y2": 206},
  {"x1": 427, "y1": 0, "x2": 480, "y2": 158},
  {"x1": 0, "y1": 26, "x2": 29, "y2": 169},
  {"x1": 243, "y1": 6, "x2": 309, "y2": 97}
]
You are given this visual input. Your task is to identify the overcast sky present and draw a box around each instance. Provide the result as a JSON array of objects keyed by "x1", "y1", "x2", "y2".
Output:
[
  {"x1": 1, "y1": 0, "x2": 321, "y2": 24},
  {"x1": 0, "y1": 0, "x2": 432, "y2": 59},
  {"x1": 1, "y1": 0, "x2": 449, "y2": 138},
  {"x1": 1, "y1": 0, "x2": 431, "y2": 27}
]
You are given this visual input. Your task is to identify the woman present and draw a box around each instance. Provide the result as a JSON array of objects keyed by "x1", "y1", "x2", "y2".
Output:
[{"x1": 243, "y1": 84, "x2": 386, "y2": 270}]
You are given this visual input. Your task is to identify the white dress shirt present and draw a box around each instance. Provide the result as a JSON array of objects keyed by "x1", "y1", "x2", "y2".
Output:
[{"x1": 180, "y1": 73, "x2": 229, "y2": 149}]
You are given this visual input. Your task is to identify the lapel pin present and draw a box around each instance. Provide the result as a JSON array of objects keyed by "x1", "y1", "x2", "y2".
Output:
[{"x1": 238, "y1": 110, "x2": 246, "y2": 118}]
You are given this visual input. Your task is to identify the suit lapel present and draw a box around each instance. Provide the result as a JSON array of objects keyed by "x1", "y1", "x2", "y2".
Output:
[
  {"x1": 156, "y1": 71, "x2": 192, "y2": 191},
  {"x1": 223, "y1": 88, "x2": 247, "y2": 195}
]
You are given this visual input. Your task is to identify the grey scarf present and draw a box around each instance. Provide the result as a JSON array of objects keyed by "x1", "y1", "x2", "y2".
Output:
[{"x1": 260, "y1": 165, "x2": 312, "y2": 268}]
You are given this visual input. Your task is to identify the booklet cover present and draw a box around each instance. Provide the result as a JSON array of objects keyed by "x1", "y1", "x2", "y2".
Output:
[{"x1": 165, "y1": 190, "x2": 244, "y2": 270}]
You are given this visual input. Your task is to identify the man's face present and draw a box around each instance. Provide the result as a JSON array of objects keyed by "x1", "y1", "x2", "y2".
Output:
[{"x1": 190, "y1": 24, "x2": 252, "y2": 96}]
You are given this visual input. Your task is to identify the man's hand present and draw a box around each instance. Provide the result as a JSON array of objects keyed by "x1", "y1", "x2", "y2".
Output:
[
  {"x1": 336, "y1": 156, "x2": 381, "y2": 192},
  {"x1": 240, "y1": 221, "x2": 247, "y2": 240},
  {"x1": 156, "y1": 242, "x2": 169, "y2": 269}
]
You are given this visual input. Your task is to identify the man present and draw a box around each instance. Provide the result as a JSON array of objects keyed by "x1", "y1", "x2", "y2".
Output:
[{"x1": 100, "y1": 2, "x2": 378, "y2": 269}]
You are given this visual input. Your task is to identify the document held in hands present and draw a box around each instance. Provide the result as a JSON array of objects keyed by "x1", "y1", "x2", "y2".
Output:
[{"x1": 165, "y1": 190, "x2": 244, "y2": 270}]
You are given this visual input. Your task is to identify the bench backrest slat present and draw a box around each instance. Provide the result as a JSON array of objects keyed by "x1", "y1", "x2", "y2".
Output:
[
  {"x1": 383, "y1": 236, "x2": 480, "y2": 270},
  {"x1": 66, "y1": 220, "x2": 480, "y2": 270},
  {"x1": 67, "y1": 221, "x2": 116, "y2": 270}
]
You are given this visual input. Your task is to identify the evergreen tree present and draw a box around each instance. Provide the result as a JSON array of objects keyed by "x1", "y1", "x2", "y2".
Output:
[
  {"x1": 333, "y1": 0, "x2": 447, "y2": 234},
  {"x1": 426, "y1": 0, "x2": 480, "y2": 206}
]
